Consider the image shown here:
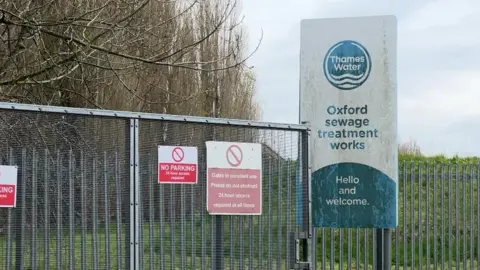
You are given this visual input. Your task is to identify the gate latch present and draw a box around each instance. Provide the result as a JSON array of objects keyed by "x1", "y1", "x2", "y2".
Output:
[{"x1": 289, "y1": 231, "x2": 311, "y2": 270}]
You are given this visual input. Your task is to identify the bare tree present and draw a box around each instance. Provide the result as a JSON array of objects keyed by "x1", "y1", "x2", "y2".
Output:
[
  {"x1": 0, "y1": 0, "x2": 263, "y2": 228},
  {"x1": 399, "y1": 140, "x2": 422, "y2": 156},
  {"x1": 0, "y1": 0, "x2": 261, "y2": 120}
]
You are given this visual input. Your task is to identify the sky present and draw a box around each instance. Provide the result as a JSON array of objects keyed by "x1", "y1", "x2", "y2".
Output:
[{"x1": 240, "y1": 0, "x2": 480, "y2": 157}]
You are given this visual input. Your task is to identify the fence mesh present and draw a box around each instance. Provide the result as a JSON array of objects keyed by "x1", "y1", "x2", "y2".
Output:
[
  {"x1": 0, "y1": 108, "x2": 308, "y2": 270},
  {"x1": 312, "y1": 162, "x2": 480, "y2": 269},
  {"x1": 1, "y1": 105, "x2": 479, "y2": 270},
  {"x1": 138, "y1": 119, "x2": 305, "y2": 269},
  {"x1": 0, "y1": 110, "x2": 132, "y2": 269}
]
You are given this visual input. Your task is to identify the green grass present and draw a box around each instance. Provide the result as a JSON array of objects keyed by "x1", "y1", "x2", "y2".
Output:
[
  {"x1": 314, "y1": 162, "x2": 480, "y2": 268},
  {"x1": 0, "y1": 215, "x2": 294, "y2": 269},
  {"x1": 1, "y1": 160, "x2": 480, "y2": 269},
  {"x1": 315, "y1": 261, "x2": 479, "y2": 269}
]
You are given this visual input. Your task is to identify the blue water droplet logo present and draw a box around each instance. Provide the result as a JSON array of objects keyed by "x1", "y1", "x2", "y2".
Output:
[{"x1": 323, "y1": 40, "x2": 371, "y2": 90}]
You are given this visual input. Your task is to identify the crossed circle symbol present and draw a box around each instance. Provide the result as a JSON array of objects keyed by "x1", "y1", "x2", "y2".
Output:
[
  {"x1": 172, "y1": 147, "x2": 184, "y2": 162},
  {"x1": 226, "y1": 145, "x2": 243, "y2": 167}
]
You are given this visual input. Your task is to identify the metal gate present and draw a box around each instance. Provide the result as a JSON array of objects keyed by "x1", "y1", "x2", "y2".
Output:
[{"x1": 0, "y1": 102, "x2": 312, "y2": 270}]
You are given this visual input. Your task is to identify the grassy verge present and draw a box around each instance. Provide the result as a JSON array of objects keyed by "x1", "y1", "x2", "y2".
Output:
[
  {"x1": 314, "y1": 162, "x2": 480, "y2": 267},
  {"x1": 1, "y1": 157, "x2": 479, "y2": 269}
]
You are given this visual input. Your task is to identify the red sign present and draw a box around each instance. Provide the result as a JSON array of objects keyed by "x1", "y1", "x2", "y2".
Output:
[
  {"x1": 158, "y1": 146, "x2": 198, "y2": 184},
  {"x1": 0, "y1": 184, "x2": 16, "y2": 206},
  {"x1": 207, "y1": 168, "x2": 261, "y2": 214},
  {"x1": 206, "y1": 142, "x2": 262, "y2": 215},
  {"x1": 0, "y1": 165, "x2": 18, "y2": 208}
]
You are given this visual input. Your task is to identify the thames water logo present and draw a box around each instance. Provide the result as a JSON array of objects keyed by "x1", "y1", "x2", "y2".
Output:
[{"x1": 323, "y1": 40, "x2": 371, "y2": 90}]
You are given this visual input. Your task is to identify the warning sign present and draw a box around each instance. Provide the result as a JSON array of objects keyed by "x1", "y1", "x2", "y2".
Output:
[
  {"x1": 0, "y1": 165, "x2": 18, "y2": 208},
  {"x1": 158, "y1": 146, "x2": 198, "y2": 184},
  {"x1": 206, "y1": 141, "x2": 262, "y2": 215}
]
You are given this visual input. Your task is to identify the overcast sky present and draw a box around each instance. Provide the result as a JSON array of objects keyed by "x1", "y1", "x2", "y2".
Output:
[{"x1": 240, "y1": 0, "x2": 480, "y2": 157}]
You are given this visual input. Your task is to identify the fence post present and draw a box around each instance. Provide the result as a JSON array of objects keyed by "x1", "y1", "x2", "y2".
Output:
[
  {"x1": 206, "y1": 124, "x2": 224, "y2": 270},
  {"x1": 376, "y1": 228, "x2": 392, "y2": 270},
  {"x1": 127, "y1": 119, "x2": 135, "y2": 269},
  {"x1": 301, "y1": 124, "x2": 312, "y2": 269},
  {"x1": 133, "y1": 119, "x2": 140, "y2": 270},
  {"x1": 15, "y1": 147, "x2": 25, "y2": 270},
  {"x1": 213, "y1": 212, "x2": 224, "y2": 269},
  {"x1": 14, "y1": 148, "x2": 25, "y2": 270}
]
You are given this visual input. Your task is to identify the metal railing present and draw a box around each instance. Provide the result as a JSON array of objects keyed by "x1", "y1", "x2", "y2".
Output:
[
  {"x1": 1, "y1": 102, "x2": 476, "y2": 269},
  {"x1": 312, "y1": 162, "x2": 480, "y2": 269},
  {"x1": 0, "y1": 102, "x2": 310, "y2": 270}
]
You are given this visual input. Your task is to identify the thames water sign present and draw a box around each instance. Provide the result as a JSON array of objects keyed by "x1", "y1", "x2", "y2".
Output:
[{"x1": 300, "y1": 15, "x2": 398, "y2": 228}]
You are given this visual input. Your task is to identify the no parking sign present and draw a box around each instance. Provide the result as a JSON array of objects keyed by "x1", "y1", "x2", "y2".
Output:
[
  {"x1": 0, "y1": 165, "x2": 18, "y2": 208},
  {"x1": 158, "y1": 145, "x2": 198, "y2": 184}
]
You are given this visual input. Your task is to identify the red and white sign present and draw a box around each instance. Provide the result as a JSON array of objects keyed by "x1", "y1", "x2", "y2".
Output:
[
  {"x1": 206, "y1": 141, "x2": 262, "y2": 215},
  {"x1": 158, "y1": 146, "x2": 198, "y2": 184},
  {"x1": 0, "y1": 165, "x2": 18, "y2": 208}
]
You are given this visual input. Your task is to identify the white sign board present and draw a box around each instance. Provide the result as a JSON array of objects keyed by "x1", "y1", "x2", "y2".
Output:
[
  {"x1": 158, "y1": 145, "x2": 198, "y2": 184},
  {"x1": 206, "y1": 141, "x2": 262, "y2": 215},
  {"x1": 0, "y1": 165, "x2": 18, "y2": 208},
  {"x1": 300, "y1": 15, "x2": 398, "y2": 228}
]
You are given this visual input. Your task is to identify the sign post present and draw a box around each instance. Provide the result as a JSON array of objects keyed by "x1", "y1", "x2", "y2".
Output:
[
  {"x1": 300, "y1": 15, "x2": 398, "y2": 269},
  {"x1": 0, "y1": 165, "x2": 18, "y2": 208},
  {"x1": 206, "y1": 141, "x2": 262, "y2": 215},
  {"x1": 158, "y1": 145, "x2": 198, "y2": 184}
]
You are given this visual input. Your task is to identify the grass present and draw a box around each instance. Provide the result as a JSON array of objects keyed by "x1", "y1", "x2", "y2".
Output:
[
  {"x1": 313, "y1": 162, "x2": 480, "y2": 268},
  {"x1": 1, "y1": 161, "x2": 479, "y2": 269},
  {"x1": 0, "y1": 214, "x2": 295, "y2": 270},
  {"x1": 315, "y1": 261, "x2": 479, "y2": 269}
]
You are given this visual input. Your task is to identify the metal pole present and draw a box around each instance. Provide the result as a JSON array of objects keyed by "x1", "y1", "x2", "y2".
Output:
[
  {"x1": 376, "y1": 228, "x2": 392, "y2": 270},
  {"x1": 133, "y1": 119, "x2": 140, "y2": 270},
  {"x1": 214, "y1": 216, "x2": 224, "y2": 269},
  {"x1": 300, "y1": 125, "x2": 311, "y2": 268},
  {"x1": 126, "y1": 119, "x2": 134, "y2": 269},
  {"x1": 15, "y1": 148, "x2": 25, "y2": 270},
  {"x1": 205, "y1": 123, "x2": 224, "y2": 270}
]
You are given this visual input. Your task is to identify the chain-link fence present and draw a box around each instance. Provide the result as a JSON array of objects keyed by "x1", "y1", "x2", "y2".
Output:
[{"x1": 0, "y1": 103, "x2": 310, "y2": 270}]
